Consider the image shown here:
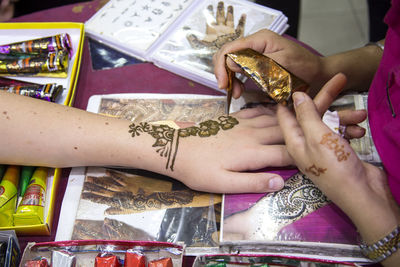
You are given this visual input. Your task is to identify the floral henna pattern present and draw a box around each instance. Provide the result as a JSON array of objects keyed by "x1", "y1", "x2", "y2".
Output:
[
  {"x1": 305, "y1": 164, "x2": 327, "y2": 177},
  {"x1": 129, "y1": 115, "x2": 238, "y2": 170},
  {"x1": 320, "y1": 132, "x2": 351, "y2": 162}
]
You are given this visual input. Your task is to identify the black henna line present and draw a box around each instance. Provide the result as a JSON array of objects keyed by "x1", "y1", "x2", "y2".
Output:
[{"x1": 128, "y1": 116, "x2": 238, "y2": 170}]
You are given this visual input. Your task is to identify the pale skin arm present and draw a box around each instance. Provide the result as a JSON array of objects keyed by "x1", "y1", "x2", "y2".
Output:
[
  {"x1": 277, "y1": 74, "x2": 400, "y2": 266},
  {"x1": 0, "y1": 91, "x2": 291, "y2": 194}
]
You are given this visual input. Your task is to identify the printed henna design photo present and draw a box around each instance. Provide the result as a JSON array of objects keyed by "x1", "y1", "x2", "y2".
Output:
[
  {"x1": 186, "y1": 1, "x2": 246, "y2": 53},
  {"x1": 81, "y1": 169, "x2": 199, "y2": 215}
]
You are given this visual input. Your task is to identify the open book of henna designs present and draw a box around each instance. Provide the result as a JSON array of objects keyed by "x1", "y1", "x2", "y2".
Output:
[{"x1": 85, "y1": 0, "x2": 288, "y2": 91}]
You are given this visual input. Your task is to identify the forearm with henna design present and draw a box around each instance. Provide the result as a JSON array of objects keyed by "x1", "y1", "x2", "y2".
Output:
[{"x1": 128, "y1": 115, "x2": 238, "y2": 171}]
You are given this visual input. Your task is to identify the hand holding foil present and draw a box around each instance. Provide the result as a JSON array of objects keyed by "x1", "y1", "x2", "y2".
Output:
[
  {"x1": 226, "y1": 48, "x2": 309, "y2": 105},
  {"x1": 213, "y1": 29, "x2": 325, "y2": 100}
]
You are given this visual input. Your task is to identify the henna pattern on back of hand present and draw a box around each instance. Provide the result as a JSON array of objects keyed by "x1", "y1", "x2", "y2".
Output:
[
  {"x1": 129, "y1": 115, "x2": 238, "y2": 171},
  {"x1": 320, "y1": 132, "x2": 351, "y2": 162},
  {"x1": 305, "y1": 164, "x2": 327, "y2": 177}
]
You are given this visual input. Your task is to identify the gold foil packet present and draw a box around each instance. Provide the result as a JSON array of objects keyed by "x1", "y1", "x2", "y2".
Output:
[{"x1": 226, "y1": 48, "x2": 309, "y2": 105}]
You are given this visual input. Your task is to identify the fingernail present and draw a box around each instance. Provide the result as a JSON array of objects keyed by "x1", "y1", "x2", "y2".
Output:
[
  {"x1": 293, "y1": 92, "x2": 305, "y2": 107},
  {"x1": 268, "y1": 176, "x2": 284, "y2": 190}
]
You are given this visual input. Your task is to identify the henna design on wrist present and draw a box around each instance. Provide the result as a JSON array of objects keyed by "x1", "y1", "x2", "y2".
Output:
[
  {"x1": 129, "y1": 115, "x2": 238, "y2": 171},
  {"x1": 320, "y1": 132, "x2": 351, "y2": 161},
  {"x1": 305, "y1": 164, "x2": 327, "y2": 176}
]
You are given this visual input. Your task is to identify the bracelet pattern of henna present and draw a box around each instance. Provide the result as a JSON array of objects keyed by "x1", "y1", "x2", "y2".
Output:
[
  {"x1": 320, "y1": 132, "x2": 351, "y2": 161},
  {"x1": 129, "y1": 115, "x2": 238, "y2": 171},
  {"x1": 248, "y1": 173, "x2": 329, "y2": 240}
]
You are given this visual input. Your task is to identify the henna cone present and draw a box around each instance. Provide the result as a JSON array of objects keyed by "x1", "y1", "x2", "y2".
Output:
[{"x1": 227, "y1": 48, "x2": 309, "y2": 105}]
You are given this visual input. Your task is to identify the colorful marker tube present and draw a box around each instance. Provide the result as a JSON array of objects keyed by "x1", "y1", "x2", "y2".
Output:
[
  {"x1": 13, "y1": 167, "x2": 48, "y2": 226},
  {"x1": 0, "y1": 165, "x2": 20, "y2": 227},
  {"x1": 0, "y1": 51, "x2": 69, "y2": 78},
  {"x1": 0, "y1": 33, "x2": 72, "y2": 58},
  {"x1": 0, "y1": 83, "x2": 63, "y2": 102},
  {"x1": 19, "y1": 166, "x2": 36, "y2": 197}
]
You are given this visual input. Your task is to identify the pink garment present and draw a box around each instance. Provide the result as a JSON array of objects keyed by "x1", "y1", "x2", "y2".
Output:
[{"x1": 368, "y1": 0, "x2": 400, "y2": 204}]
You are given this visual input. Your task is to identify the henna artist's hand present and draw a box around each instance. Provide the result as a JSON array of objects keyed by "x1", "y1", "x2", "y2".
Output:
[
  {"x1": 187, "y1": 1, "x2": 246, "y2": 52},
  {"x1": 213, "y1": 29, "x2": 323, "y2": 97},
  {"x1": 277, "y1": 74, "x2": 400, "y2": 265}
]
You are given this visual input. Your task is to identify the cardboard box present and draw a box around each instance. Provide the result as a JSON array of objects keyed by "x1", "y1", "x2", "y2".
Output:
[
  {"x1": 0, "y1": 22, "x2": 85, "y2": 106},
  {"x1": 0, "y1": 22, "x2": 84, "y2": 235}
]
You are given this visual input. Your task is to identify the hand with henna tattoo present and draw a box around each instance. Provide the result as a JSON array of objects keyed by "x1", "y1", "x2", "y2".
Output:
[
  {"x1": 186, "y1": 1, "x2": 246, "y2": 53},
  {"x1": 277, "y1": 73, "x2": 400, "y2": 265}
]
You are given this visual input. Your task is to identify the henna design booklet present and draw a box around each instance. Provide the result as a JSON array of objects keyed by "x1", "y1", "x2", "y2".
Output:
[
  {"x1": 56, "y1": 93, "x2": 243, "y2": 255},
  {"x1": 84, "y1": 0, "x2": 288, "y2": 92}
]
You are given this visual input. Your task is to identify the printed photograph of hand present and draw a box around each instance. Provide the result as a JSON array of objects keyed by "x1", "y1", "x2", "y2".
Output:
[{"x1": 186, "y1": 1, "x2": 246, "y2": 53}]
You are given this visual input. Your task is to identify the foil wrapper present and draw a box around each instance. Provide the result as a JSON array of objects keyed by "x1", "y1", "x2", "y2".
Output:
[
  {"x1": 124, "y1": 250, "x2": 146, "y2": 267},
  {"x1": 0, "y1": 51, "x2": 69, "y2": 78},
  {"x1": 95, "y1": 253, "x2": 121, "y2": 267},
  {"x1": 24, "y1": 257, "x2": 50, "y2": 267},
  {"x1": 148, "y1": 257, "x2": 172, "y2": 267},
  {"x1": 0, "y1": 83, "x2": 63, "y2": 102},
  {"x1": 0, "y1": 33, "x2": 72, "y2": 58},
  {"x1": 227, "y1": 48, "x2": 309, "y2": 105}
]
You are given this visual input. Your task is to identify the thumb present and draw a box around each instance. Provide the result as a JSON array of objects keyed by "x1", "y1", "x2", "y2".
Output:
[
  {"x1": 208, "y1": 171, "x2": 285, "y2": 193},
  {"x1": 292, "y1": 92, "x2": 322, "y2": 135}
]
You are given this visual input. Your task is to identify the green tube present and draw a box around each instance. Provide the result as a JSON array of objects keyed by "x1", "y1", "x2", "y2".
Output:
[{"x1": 19, "y1": 166, "x2": 36, "y2": 197}]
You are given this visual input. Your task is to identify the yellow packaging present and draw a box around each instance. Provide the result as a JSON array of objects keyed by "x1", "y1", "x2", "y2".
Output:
[
  {"x1": 0, "y1": 22, "x2": 83, "y2": 234},
  {"x1": 0, "y1": 165, "x2": 20, "y2": 227},
  {"x1": 13, "y1": 167, "x2": 48, "y2": 225}
]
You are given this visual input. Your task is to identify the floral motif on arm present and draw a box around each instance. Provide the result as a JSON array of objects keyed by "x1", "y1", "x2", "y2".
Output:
[{"x1": 128, "y1": 115, "x2": 238, "y2": 171}]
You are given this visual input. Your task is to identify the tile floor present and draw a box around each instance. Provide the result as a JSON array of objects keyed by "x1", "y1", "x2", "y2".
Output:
[{"x1": 298, "y1": 0, "x2": 369, "y2": 56}]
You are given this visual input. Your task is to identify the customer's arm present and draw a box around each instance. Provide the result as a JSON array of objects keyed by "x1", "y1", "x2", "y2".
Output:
[{"x1": 0, "y1": 91, "x2": 290, "y2": 193}]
